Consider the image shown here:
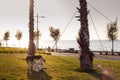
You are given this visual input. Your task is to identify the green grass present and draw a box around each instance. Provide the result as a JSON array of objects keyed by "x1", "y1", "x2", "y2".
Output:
[{"x1": 0, "y1": 53, "x2": 120, "y2": 80}]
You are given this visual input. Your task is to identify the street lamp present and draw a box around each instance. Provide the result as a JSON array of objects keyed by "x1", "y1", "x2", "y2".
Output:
[{"x1": 34, "y1": 14, "x2": 45, "y2": 50}]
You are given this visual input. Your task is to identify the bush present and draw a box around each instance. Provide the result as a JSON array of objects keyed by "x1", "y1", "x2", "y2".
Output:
[{"x1": 0, "y1": 47, "x2": 27, "y2": 54}]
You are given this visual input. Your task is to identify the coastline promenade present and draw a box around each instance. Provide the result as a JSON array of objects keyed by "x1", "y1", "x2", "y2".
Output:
[{"x1": 51, "y1": 52, "x2": 120, "y2": 60}]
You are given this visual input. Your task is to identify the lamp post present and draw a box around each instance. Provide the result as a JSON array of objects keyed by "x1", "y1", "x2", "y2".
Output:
[{"x1": 35, "y1": 14, "x2": 45, "y2": 50}]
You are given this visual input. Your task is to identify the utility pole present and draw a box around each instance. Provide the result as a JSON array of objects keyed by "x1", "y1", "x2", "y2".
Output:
[
  {"x1": 35, "y1": 14, "x2": 45, "y2": 50},
  {"x1": 36, "y1": 14, "x2": 39, "y2": 50}
]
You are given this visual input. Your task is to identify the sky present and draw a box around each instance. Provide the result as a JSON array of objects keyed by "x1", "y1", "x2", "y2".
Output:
[{"x1": 0, "y1": 0, "x2": 120, "y2": 47}]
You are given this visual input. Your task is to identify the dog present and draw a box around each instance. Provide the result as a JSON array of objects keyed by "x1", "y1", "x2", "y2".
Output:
[
  {"x1": 26, "y1": 55, "x2": 42, "y2": 62},
  {"x1": 26, "y1": 55, "x2": 46, "y2": 72},
  {"x1": 32, "y1": 57, "x2": 46, "y2": 72}
]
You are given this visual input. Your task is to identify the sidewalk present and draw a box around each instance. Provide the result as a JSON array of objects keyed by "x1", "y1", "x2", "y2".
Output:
[{"x1": 51, "y1": 52, "x2": 120, "y2": 60}]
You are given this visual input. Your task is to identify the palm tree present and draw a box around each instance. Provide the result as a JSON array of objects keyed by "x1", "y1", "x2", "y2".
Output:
[
  {"x1": 107, "y1": 18, "x2": 118, "y2": 55},
  {"x1": 3, "y1": 31, "x2": 10, "y2": 47},
  {"x1": 27, "y1": 0, "x2": 35, "y2": 56},
  {"x1": 34, "y1": 30, "x2": 41, "y2": 50},
  {"x1": 49, "y1": 27, "x2": 60, "y2": 52},
  {"x1": 0, "y1": 40, "x2": 2, "y2": 47},
  {"x1": 15, "y1": 30, "x2": 22, "y2": 48},
  {"x1": 76, "y1": 0, "x2": 94, "y2": 71}
]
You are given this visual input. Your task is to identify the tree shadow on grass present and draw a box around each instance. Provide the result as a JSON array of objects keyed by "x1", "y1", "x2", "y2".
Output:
[
  {"x1": 75, "y1": 68, "x2": 115, "y2": 80},
  {"x1": 86, "y1": 69, "x2": 103, "y2": 79},
  {"x1": 27, "y1": 69, "x2": 52, "y2": 80}
]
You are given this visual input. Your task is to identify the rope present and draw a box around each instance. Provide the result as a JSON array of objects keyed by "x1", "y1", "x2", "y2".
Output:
[
  {"x1": 52, "y1": 2, "x2": 113, "y2": 49},
  {"x1": 89, "y1": 13, "x2": 104, "y2": 51},
  {"x1": 51, "y1": 10, "x2": 77, "y2": 49},
  {"x1": 61, "y1": 10, "x2": 77, "y2": 36},
  {"x1": 89, "y1": 12, "x2": 116, "y2": 79},
  {"x1": 88, "y1": 3, "x2": 112, "y2": 23}
]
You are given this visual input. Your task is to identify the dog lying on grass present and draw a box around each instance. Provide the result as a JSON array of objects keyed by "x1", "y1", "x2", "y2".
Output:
[
  {"x1": 32, "y1": 57, "x2": 46, "y2": 72},
  {"x1": 26, "y1": 55, "x2": 46, "y2": 72}
]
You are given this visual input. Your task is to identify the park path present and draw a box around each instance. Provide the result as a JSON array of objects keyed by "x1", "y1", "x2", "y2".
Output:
[{"x1": 51, "y1": 52, "x2": 120, "y2": 60}]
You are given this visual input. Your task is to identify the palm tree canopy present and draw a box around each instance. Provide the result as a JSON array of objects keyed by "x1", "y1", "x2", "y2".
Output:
[
  {"x1": 49, "y1": 27, "x2": 60, "y2": 41},
  {"x1": 15, "y1": 30, "x2": 22, "y2": 40},
  {"x1": 107, "y1": 18, "x2": 118, "y2": 40},
  {"x1": 4, "y1": 31, "x2": 10, "y2": 41}
]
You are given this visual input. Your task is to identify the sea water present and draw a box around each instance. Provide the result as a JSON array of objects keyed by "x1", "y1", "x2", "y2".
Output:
[{"x1": 39, "y1": 40, "x2": 120, "y2": 52}]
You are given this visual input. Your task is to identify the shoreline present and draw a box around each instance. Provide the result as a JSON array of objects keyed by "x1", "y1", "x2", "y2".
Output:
[{"x1": 47, "y1": 48, "x2": 120, "y2": 56}]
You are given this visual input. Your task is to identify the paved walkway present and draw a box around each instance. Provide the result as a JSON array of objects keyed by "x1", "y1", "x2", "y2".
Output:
[{"x1": 51, "y1": 52, "x2": 120, "y2": 60}]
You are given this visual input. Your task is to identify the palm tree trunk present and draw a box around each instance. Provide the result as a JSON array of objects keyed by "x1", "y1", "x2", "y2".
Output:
[
  {"x1": 19, "y1": 40, "x2": 20, "y2": 48},
  {"x1": 6, "y1": 40, "x2": 7, "y2": 47},
  {"x1": 111, "y1": 39, "x2": 114, "y2": 55},
  {"x1": 27, "y1": 0, "x2": 35, "y2": 56},
  {"x1": 77, "y1": 0, "x2": 93, "y2": 71},
  {"x1": 56, "y1": 41, "x2": 57, "y2": 52}
]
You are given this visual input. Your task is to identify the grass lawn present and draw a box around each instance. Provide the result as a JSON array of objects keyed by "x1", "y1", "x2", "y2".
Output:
[{"x1": 0, "y1": 53, "x2": 120, "y2": 80}]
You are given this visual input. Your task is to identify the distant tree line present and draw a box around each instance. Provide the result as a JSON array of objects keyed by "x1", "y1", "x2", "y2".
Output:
[
  {"x1": 2, "y1": 30, "x2": 22, "y2": 48},
  {"x1": 0, "y1": 27, "x2": 60, "y2": 51}
]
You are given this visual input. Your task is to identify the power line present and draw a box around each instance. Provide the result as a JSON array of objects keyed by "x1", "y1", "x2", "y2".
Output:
[
  {"x1": 52, "y1": 10, "x2": 77, "y2": 49},
  {"x1": 88, "y1": 3, "x2": 112, "y2": 23},
  {"x1": 89, "y1": 13, "x2": 105, "y2": 51},
  {"x1": 61, "y1": 10, "x2": 77, "y2": 36},
  {"x1": 89, "y1": 9, "x2": 117, "y2": 79}
]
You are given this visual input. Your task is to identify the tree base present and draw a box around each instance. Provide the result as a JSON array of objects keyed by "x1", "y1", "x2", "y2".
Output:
[{"x1": 80, "y1": 51, "x2": 94, "y2": 71}]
